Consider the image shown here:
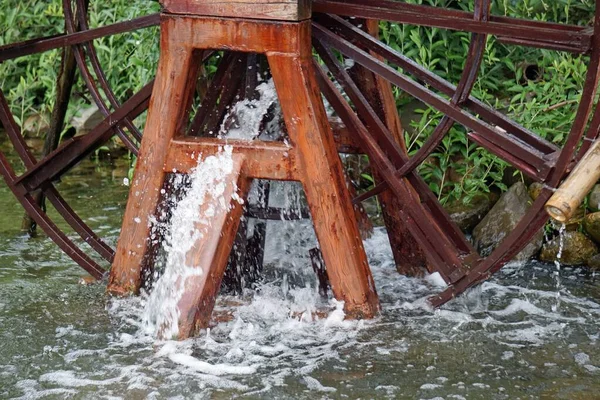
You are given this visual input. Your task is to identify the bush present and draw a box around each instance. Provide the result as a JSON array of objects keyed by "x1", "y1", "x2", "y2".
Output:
[{"x1": 0, "y1": 0, "x2": 595, "y2": 205}]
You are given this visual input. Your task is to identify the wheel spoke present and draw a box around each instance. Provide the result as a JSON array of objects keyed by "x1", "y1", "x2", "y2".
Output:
[
  {"x1": 313, "y1": 0, "x2": 591, "y2": 53},
  {"x1": 319, "y1": 14, "x2": 559, "y2": 156},
  {"x1": 0, "y1": 90, "x2": 114, "y2": 266},
  {"x1": 548, "y1": 4, "x2": 600, "y2": 186},
  {"x1": 73, "y1": 0, "x2": 144, "y2": 143},
  {"x1": 13, "y1": 81, "x2": 153, "y2": 194},
  {"x1": 62, "y1": 0, "x2": 143, "y2": 155},
  {"x1": 314, "y1": 59, "x2": 476, "y2": 282},
  {"x1": 314, "y1": 43, "x2": 474, "y2": 255},
  {"x1": 314, "y1": 21, "x2": 553, "y2": 180},
  {"x1": 0, "y1": 14, "x2": 159, "y2": 62},
  {"x1": 430, "y1": 190, "x2": 552, "y2": 307},
  {"x1": 189, "y1": 52, "x2": 247, "y2": 137}
]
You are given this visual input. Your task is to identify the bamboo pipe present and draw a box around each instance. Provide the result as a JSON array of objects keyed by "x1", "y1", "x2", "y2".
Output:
[{"x1": 545, "y1": 140, "x2": 600, "y2": 222}]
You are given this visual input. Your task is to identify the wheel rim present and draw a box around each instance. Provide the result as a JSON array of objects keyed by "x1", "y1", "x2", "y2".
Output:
[{"x1": 0, "y1": 0, "x2": 598, "y2": 306}]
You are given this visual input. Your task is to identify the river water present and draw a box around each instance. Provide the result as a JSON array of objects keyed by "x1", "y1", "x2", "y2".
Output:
[{"x1": 0, "y1": 147, "x2": 599, "y2": 399}]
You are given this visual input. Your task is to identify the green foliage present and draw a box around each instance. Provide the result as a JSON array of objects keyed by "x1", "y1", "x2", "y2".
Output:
[
  {"x1": 379, "y1": 0, "x2": 595, "y2": 204},
  {"x1": 0, "y1": 0, "x2": 160, "y2": 133},
  {"x1": 0, "y1": 0, "x2": 596, "y2": 206}
]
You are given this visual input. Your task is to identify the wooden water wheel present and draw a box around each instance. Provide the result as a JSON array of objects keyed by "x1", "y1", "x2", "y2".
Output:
[{"x1": 1, "y1": 0, "x2": 599, "y2": 323}]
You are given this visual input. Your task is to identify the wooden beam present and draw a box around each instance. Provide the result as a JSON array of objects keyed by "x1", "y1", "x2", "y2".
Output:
[
  {"x1": 175, "y1": 154, "x2": 250, "y2": 339},
  {"x1": 165, "y1": 137, "x2": 300, "y2": 180},
  {"x1": 161, "y1": 0, "x2": 311, "y2": 22},
  {"x1": 162, "y1": 15, "x2": 311, "y2": 56}
]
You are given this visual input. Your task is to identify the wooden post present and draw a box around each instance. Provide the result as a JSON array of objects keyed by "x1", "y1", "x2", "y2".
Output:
[
  {"x1": 269, "y1": 50, "x2": 379, "y2": 317},
  {"x1": 349, "y1": 19, "x2": 428, "y2": 276},
  {"x1": 108, "y1": 31, "x2": 199, "y2": 295},
  {"x1": 175, "y1": 154, "x2": 249, "y2": 339}
]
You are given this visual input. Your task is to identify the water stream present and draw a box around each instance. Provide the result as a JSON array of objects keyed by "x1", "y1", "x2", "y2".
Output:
[{"x1": 0, "y1": 139, "x2": 599, "y2": 399}]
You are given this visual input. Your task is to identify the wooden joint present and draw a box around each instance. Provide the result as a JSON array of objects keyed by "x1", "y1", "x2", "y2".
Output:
[
  {"x1": 161, "y1": 15, "x2": 312, "y2": 57},
  {"x1": 165, "y1": 137, "x2": 300, "y2": 180}
]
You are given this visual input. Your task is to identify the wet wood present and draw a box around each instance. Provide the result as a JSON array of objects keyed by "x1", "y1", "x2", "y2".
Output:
[
  {"x1": 165, "y1": 137, "x2": 299, "y2": 180},
  {"x1": 175, "y1": 154, "x2": 249, "y2": 339},
  {"x1": 309, "y1": 248, "x2": 329, "y2": 297},
  {"x1": 546, "y1": 139, "x2": 600, "y2": 222},
  {"x1": 108, "y1": 36, "x2": 200, "y2": 296},
  {"x1": 162, "y1": 16, "x2": 311, "y2": 56},
  {"x1": 22, "y1": 32, "x2": 78, "y2": 235},
  {"x1": 349, "y1": 18, "x2": 428, "y2": 276},
  {"x1": 161, "y1": 0, "x2": 311, "y2": 22},
  {"x1": 111, "y1": 13, "x2": 379, "y2": 331},
  {"x1": 269, "y1": 51, "x2": 379, "y2": 318}
]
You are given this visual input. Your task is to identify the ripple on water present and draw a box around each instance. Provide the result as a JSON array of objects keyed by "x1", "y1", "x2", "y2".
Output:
[
  {"x1": 0, "y1": 224, "x2": 598, "y2": 399},
  {"x1": 0, "y1": 155, "x2": 599, "y2": 398}
]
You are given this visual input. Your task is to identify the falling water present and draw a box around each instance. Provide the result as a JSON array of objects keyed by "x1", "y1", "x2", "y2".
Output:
[
  {"x1": 551, "y1": 224, "x2": 566, "y2": 312},
  {"x1": 141, "y1": 146, "x2": 241, "y2": 339},
  {"x1": 218, "y1": 78, "x2": 280, "y2": 140}
]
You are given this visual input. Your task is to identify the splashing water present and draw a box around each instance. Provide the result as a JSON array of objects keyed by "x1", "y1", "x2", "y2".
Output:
[
  {"x1": 142, "y1": 146, "x2": 242, "y2": 339},
  {"x1": 219, "y1": 79, "x2": 280, "y2": 140}
]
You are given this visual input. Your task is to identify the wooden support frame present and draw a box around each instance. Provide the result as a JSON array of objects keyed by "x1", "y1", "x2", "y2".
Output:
[{"x1": 108, "y1": 14, "x2": 379, "y2": 339}]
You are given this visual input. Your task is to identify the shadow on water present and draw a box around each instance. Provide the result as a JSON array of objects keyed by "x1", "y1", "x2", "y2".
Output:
[{"x1": 0, "y1": 137, "x2": 598, "y2": 399}]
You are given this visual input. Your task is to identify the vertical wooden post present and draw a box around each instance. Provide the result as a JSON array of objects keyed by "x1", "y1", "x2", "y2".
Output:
[
  {"x1": 269, "y1": 49, "x2": 379, "y2": 318},
  {"x1": 350, "y1": 19, "x2": 428, "y2": 276},
  {"x1": 108, "y1": 32, "x2": 199, "y2": 295}
]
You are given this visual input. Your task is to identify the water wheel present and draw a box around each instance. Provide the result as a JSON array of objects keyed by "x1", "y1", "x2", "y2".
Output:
[{"x1": 1, "y1": 0, "x2": 599, "y2": 310}]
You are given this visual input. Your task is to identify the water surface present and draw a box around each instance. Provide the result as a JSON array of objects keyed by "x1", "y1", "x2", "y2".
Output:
[{"x1": 0, "y1": 152, "x2": 599, "y2": 399}]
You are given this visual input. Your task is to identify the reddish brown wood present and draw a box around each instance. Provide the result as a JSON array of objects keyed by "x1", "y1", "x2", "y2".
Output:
[
  {"x1": 351, "y1": 18, "x2": 428, "y2": 276},
  {"x1": 162, "y1": 15, "x2": 311, "y2": 55},
  {"x1": 165, "y1": 137, "x2": 300, "y2": 180},
  {"x1": 268, "y1": 51, "x2": 379, "y2": 318},
  {"x1": 161, "y1": 0, "x2": 311, "y2": 22},
  {"x1": 108, "y1": 35, "x2": 200, "y2": 296},
  {"x1": 175, "y1": 154, "x2": 250, "y2": 339}
]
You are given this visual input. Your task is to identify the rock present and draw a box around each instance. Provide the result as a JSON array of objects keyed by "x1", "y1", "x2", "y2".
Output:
[
  {"x1": 472, "y1": 182, "x2": 543, "y2": 261},
  {"x1": 503, "y1": 166, "x2": 533, "y2": 188},
  {"x1": 587, "y1": 253, "x2": 600, "y2": 270},
  {"x1": 22, "y1": 113, "x2": 50, "y2": 136},
  {"x1": 528, "y1": 182, "x2": 544, "y2": 201},
  {"x1": 78, "y1": 276, "x2": 98, "y2": 285},
  {"x1": 445, "y1": 194, "x2": 492, "y2": 233},
  {"x1": 589, "y1": 184, "x2": 600, "y2": 212},
  {"x1": 540, "y1": 231, "x2": 598, "y2": 265},
  {"x1": 71, "y1": 106, "x2": 103, "y2": 136},
  {"x1": 583, "y1": 212, "x2": 600, "y2": 243}
]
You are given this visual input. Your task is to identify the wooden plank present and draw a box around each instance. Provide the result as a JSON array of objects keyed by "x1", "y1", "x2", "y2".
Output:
[
  {"x1": 165, "y1": 137, "x2": 300, "y2": 180},
  {"x1": 108, "y1": 32, "x2": 200, "y2": 296},
  {"x1": 161, "y1": 0, "x2": 311, "y2": 22},
  {"x1": 268, "y1": 51, "x2": 380, "y2": 318},
  {"x1": 329, "y1": 117, "x2": 364, "y2": 153},
  {"x1": 162, "y1": 16, "x2": 311, "y2": 56},
  {"x1": 174, "y1": 154, "x2": 250, "y2": 339}
]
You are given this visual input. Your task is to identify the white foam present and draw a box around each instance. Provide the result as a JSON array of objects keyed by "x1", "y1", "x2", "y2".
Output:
[
  {"x1": 142, "y1": 146, "x2": 240, "y2": 339},
  {"x1": 425, "y1": 272, "x2": 448, "y2": 288},
  {"x1": 303, "y1": 375, "x2": 336, "y2": 392},
  {"x1": 220, "y1": 79, "x2": 280, "y2": 140},
  {"x1": 169, "y1": 353, "x2": 256, "y2": 375}
]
